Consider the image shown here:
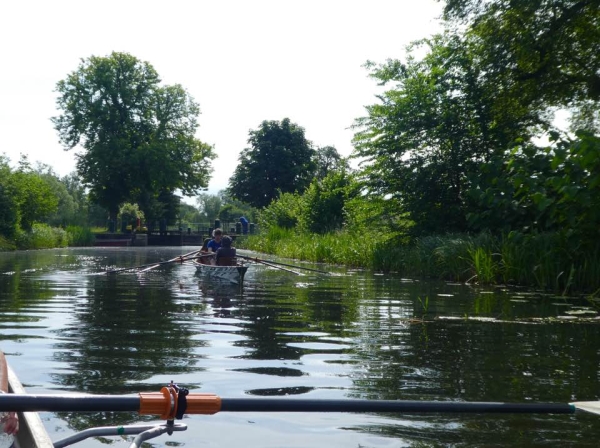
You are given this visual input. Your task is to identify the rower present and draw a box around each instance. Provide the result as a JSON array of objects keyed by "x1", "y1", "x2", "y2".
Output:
[
  {"x1": 215, "y1": 236, "x2": 236, "y2": 266},
  {"x1": 206, "y1": 228, "x2": 223, "y2": 253}
]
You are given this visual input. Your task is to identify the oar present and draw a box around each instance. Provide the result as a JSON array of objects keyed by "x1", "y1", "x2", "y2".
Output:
[
  {"x1": 250, "y1": 258, "x2": 304, "y2": 275},
  {"x1": 138, "y1": 248, "x2": 204, "y2": 273},
  {"x1": 238, "y1": 255, "x2": 329, "y2": 274},
  {"x1": 106, "y1": 249, "x2": 201, "y2": 274},
  {"x1": 1, "y1": 392, "x2": 599, "y2": 417}
]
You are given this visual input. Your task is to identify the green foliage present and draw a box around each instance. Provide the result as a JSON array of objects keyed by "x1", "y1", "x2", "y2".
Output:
[
  {"x1": 52, "y1": 52, "x2": 215, "y2": 221},
  {"x1": 0, "y1": 234, "x2": 16, "y2": 251},
  {"x1": 314, "y1": 146, "x2": 349, "y2": 181},
  {"x1": 468, "y1": 132, "x2": 600, "y2": 247},
  {"x1": 118, "y1": 203, "x2": 144, "y2": 225},
  {"x1": 218, "y1": 204, "x2": 237, "y2": 223},
  {"x1": 297, "y1": 169, "x2": 353, "y2": 234},
  {"x1": 86, "y1": 201, "x2": 110, "y2": 228},
  {"x1": 352, "y1": 33, "x2": 537, "y2": 236},
  {"x1": 195, "y1": 193, "x2": 222, "y2": 222},
  {"x1": 469, "y1": 247, "x2": 497, "y2": 284},
  {"x1": 443, "y1": 0, "x2": 600, "y2": 112},
  {"x1": 178, "y1": 203, "x2": 202, "y2": 226},
  {"x1": 218, "y1": 192, "x2": 258, "y2": 224},
  {"x1": 15, "y1": 223, "x2": 69, "y2": 250},
  {"x1": 66, "y1": 226, "x2": 95, "y2": 246},
  {"x1": 259, "y1": 192, "x2": 303, "y2": 230},
  {"x1": 228, "y1": 118, "x2": 316, "y2": 208},
  {"x1": 241, "y1": 226, "x2": 377, "y2": 267},
  {"x1": 29, "y1": 167, "x2": 86, "y2": 228},
  {"x1": 9, "y1": 161, "x2": 59, "y2": 231},
  {"x1": 0, "y1": 178, "x2": 19, "y2": 238},
  {"x1": 344, "y1": 193, "x2": 412, "y2": 236}
]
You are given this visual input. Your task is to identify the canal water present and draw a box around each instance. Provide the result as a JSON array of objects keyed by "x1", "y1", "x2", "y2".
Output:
[{"x1": 0, "y1": 247, "x2": 599, "y2": 447}]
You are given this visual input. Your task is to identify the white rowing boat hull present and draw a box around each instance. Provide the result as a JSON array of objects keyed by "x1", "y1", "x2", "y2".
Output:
[{"x1": 193, "y1": 260, "x2": 249, "y2": 284}]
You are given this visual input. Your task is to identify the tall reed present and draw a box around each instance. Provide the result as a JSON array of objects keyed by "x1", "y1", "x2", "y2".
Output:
[
  {"x1": 240, "y1": 226, "x2": 600, "y2": 294},
  {"x1": 66, "y1": 226, "x2": 96, "y2": 246}
]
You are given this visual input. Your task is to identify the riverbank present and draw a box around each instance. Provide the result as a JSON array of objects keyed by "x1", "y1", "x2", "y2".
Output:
[
  {"x1": 0, "y1": 224, "x2": 95, "y2": 251},
  {"x1": 237, "y1": 227, "x2": 600, "y2": 295}
]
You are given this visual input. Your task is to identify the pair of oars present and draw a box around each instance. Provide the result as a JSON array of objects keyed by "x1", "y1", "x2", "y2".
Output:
[
  {"x1": 237, "y1": 255, "x2": 329, "y2": 276},
  {"x1": 1, "y1": 390, "x2": 598, "y2": 417}
]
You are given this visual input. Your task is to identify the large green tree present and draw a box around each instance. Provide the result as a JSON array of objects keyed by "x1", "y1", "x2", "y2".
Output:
[
  {"x1": 441, "y1": 0, "x2": 600, "y2": 121},
  {"x1": 352, "y1": 34, "x2": 539, "y2": 235},
  {"x1": 228, "y1": 118, "x2": 316, "y2": 208},
  {"x1": 52, "y1": 52, "x2": 215, "y2": 222}
]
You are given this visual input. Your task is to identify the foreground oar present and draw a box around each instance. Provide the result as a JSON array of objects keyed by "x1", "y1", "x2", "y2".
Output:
[
  {"x1": 1, "y1": 390, "x2": 598, "y2": 417},
  {"x1": 105, "y1": 249, "x2": 201, "y2": 274},
  {"x1": 238, "y1": 255, "x2": 329, "y2": 274}
]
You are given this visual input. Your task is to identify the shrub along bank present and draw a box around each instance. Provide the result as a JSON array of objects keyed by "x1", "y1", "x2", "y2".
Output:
[
  {"x1": 238, "y1": 228, "x2": 600, "y2": 296},
  {"x1": 0, "y1": 225, "x2": 96, "y2": 251}
]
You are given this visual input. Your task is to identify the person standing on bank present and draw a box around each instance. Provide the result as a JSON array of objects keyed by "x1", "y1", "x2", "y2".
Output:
[{"x1": 239, "y1": 216, "x2": 249, "y2": 234}]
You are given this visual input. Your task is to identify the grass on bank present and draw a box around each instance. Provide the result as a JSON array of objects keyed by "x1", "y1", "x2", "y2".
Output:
[
  {"x1": 237, "y1": 227, "x2": 600, "y2": 295},
  {"x1": 0, "y1": 224, "x2": 96, "y2": 250}
]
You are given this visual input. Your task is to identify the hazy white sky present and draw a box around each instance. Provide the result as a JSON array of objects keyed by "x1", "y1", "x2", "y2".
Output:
[{"x1": 0, "y1": 0, "x2": 442, "y2": 198}]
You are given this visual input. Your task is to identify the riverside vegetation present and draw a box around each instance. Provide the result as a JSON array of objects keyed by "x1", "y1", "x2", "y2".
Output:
[
  {"x1": 239, "y1": 228, "x2": 600, "y2": 296},
  {"x1": 235, "y1": 2, "x2": 600, "y2": 297},
  {"x1": 2, "y1": 1, "x2": 599, "y2": 298}
]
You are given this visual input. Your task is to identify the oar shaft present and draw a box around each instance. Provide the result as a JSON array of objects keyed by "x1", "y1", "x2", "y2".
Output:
[
  {"x1": 107, "y1": 249, "x2": 200, "y2": 274},
  {"x1": 0, "y1": 394, "x2": 139, "y2": 412},
  {"x1": 255, "y1": 259, "x2": 302, "y2": 275},
  {"x1": 0, "y1": 394, "x2": 576, "y2": 415},
  {"x1": 220, "y1": 398, "x2": 575, "y2": 414},
  {"x1": 239, "y1": 256, "x2": 328, "y2": 274}
]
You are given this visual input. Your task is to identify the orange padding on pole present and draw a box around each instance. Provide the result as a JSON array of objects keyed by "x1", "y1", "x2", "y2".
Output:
[
  {"x1": 186, "y1": 393, "x2": 222, "y2": 415},
  {"x1": 139, "y1": 389, "x2": 221, "y2": 419},
  {"x1": 139, "y1": 387, "x2": 173, "y2": 419}
]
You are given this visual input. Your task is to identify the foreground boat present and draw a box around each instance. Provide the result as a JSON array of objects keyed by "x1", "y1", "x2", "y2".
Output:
[
  {"x1": 192, "y1": 258, "x2": 249, "y2": 284},
  {"x1": 1, "y1": 352, "x2": 54, "y2": 448}
]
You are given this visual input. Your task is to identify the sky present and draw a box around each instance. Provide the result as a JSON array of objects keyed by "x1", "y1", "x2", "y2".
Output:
[{"x1": 0, "y1": 0, "x2": 443, "y2": 200}]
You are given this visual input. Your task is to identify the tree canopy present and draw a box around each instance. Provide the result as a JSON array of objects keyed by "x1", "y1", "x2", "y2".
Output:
[
  {"x1": 353, "y1": 34, "x2": 539, "y2": 235},
  {"x1": 352, "y1": 0, "x2": 600, "y2": 236},
  {"x1": 52, "y1": 52, "x2": 215, "y2": 221},
  {"x1": 314, "y1": 146, "x2": 349, "y2": 181},
  {"x1": 227, "y1": 118, "x2": 316, "y2": 208},
  {"x1": 441, "y1": 0, "x2": 600, "y2": 118}
]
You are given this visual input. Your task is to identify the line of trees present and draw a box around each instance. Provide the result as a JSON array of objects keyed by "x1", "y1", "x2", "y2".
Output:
[
  {"x1": 0, "y1": 155, "x2": 107, "y2": 243},
  {"x1": 2, "y1": 0, "x2": 598, "y2": 260},
  {"x1": 231, "y1": 0, "x2": 600, "y2": 253}
]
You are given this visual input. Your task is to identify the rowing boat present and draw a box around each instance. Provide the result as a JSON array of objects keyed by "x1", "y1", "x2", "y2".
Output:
[
  {"x1": 192, "y1": 258, "x2": 249, "y2": 285},
  {"x1": 1, "y1": 352, "x2": 54, "y2": 448}
]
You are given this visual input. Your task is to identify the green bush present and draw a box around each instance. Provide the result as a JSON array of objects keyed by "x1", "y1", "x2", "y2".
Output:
[
  {"x1": 259, "y1": 193, "x2": 303, "y2": 230},
  {"x1": 0, "y1": 235, "x2": 16, "y2": 251},
  {"x1": 297, "y1": 170, "x2": 351, "y2": 234},
  {"x1": 66, "y1": 226, "x2": 96, "y2": 246},
  {"x1": 16, "y1": 224, "x2": 69, "y2": 249}
]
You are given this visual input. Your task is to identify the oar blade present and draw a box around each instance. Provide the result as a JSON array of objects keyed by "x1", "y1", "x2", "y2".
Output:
[{"x1": 572, "y1": 401, "x2": 600, "y2": 415}]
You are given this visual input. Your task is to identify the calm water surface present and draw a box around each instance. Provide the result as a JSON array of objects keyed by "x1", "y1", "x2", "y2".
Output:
[{"x1": 0, "y1": 247, "x2": 599, "y2": 447}]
